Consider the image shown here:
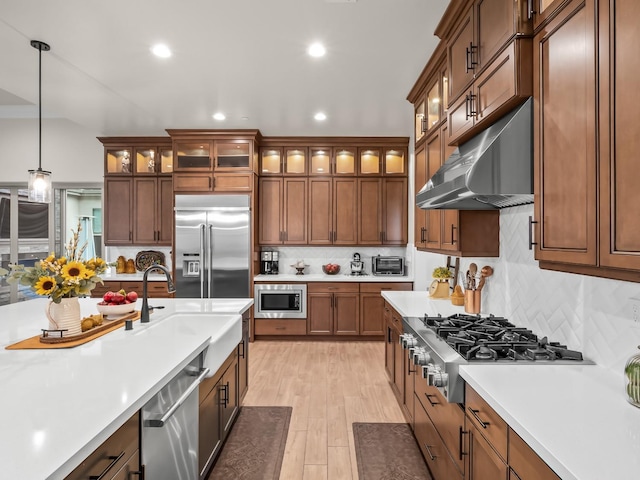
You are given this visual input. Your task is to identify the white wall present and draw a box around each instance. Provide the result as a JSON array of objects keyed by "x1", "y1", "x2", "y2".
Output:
[
  {"x1": 0, "y1": 119, "x2": 103, "y2": 183},
  {"x1": 413, "y1": 204, "x2": 640, "y2": 373}
]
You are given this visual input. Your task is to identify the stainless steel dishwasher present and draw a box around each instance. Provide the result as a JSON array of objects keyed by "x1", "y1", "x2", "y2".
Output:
[{"x1": 141, "y1": 353, "x2": 209, "y2": 480}]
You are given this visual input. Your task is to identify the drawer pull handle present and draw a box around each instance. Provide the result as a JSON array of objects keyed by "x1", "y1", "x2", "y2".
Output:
[
  {"x1": 424, "y1": 444, "x2": 437, "y2": 461},
  {"x1": 528, "y1": 215, "x2": 538, "y2": 250},
  {"x1": 275, "y1": 326, "x2": 286, "y2": 330},
  {"x1": 468, "y1": 407, "x2": 490, "y2": 428},
  {"x1": 89, "y1": 451, "x2": 125, "y2": 480},
  {"x1": 459, "y1": 427, "x2": 468, "y2": 459},
  {"x1": 425, "y1": 393, "x2": 439, "y2": 406}
]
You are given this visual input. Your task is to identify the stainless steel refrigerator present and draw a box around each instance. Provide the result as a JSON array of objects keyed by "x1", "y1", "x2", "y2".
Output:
[{"x1": 174, "y1": 194, "x2": 250, "y2": 298}]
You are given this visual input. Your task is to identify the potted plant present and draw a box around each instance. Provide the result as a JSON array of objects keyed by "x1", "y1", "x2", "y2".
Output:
[{"x1": 429, "y1": 266, "x2": 452, "y2": 298}]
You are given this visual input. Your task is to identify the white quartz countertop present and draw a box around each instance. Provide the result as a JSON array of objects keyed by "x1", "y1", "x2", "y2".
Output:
[
  {"x1": 0, "y1": 297, "x2": 253, "y2": 480},
  {"x1": 254, "y1": 273, "x2": 414, "y2": 283},
  {"x1": 382, "y1": 291, "x2": 640, "y2": 480}
]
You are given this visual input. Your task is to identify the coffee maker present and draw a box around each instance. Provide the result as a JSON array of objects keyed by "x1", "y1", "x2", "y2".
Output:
[{"x1": 260, "y1": 250, "x2": 279, "y2": 275}]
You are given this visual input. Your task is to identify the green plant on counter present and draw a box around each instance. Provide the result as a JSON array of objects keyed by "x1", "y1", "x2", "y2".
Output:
[{"x1": 432, "y1": 266, "x2": 453, "y2": 280}]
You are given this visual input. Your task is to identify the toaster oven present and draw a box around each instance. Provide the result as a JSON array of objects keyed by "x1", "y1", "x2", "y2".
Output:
[{"x1": 371, "y1": 256, "x2": 405, "y2": 276}]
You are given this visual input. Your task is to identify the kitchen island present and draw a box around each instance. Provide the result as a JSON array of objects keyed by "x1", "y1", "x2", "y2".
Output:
[
  {"x1": 0, "y1": 297, "x2": 252, "y2": 480},
  {"x1": 382, "y1": 290, "x2": 640, "y2": 480}
]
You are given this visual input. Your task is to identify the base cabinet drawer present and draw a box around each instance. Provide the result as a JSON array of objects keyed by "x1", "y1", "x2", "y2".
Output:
[
  {"x1": 254, "y1": 319, "x2": 307, "y2": 335},
  {"x1": 414, "y1": 396, "x2": 463, "y2": 480},
  {"x1": 65, "y1": 412, "x2": 140, "y2": 480},
  {"x1": 112, "y1": 451, "x2": 141, "y2": 480},
  {"x1": 508, "y1": 429, "x2": 561, "y2": 480}
]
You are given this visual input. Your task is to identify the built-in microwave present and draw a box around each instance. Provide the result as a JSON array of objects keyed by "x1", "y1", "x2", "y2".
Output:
[{"x1": 254, "y1": 284, "x2": 307, "y2": 319}]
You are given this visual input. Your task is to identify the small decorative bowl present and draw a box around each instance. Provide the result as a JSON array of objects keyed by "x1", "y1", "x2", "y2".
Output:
[
  {"x1": 96, "y1": 302, "x2": 136, "y2": 318},
  {"x1": 322, "y1": 264, "x2": 341, "y2": 275}
]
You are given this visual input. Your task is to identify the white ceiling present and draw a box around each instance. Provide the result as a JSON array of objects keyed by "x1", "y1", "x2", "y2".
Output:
[{"x1": 0, "y1": 0, "x2": 447, "y2": 138}]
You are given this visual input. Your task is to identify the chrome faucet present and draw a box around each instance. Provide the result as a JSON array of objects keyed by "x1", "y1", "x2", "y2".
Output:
[{"x1": 140, "y1": 264, "x2": 176, "y2": 323}]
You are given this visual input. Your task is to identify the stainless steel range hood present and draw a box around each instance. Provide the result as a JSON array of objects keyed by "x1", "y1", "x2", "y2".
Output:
[{"x1": 416, "y1": 97, "x2": 533, "y2": 210}]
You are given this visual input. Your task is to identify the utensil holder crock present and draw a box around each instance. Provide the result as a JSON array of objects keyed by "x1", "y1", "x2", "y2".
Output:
[{"x1": 464, "y1": 290, "x2": 481, "y2": 314}]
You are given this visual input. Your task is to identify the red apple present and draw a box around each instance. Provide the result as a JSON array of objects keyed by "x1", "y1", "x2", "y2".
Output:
[
  {"x1": 126, "y1": 291, "x2": 138, "y2": 302},
  {"x1": 103, "y1": 291, "x2": 115, "y2": 303},
  {"x1": 112, "y1": 292, "x2": 125, "y2": 304}
]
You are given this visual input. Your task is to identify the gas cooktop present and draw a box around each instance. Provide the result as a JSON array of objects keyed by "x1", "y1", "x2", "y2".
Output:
[{"x1": 400, "y1": 312, "x2": 589, "y2": 403}]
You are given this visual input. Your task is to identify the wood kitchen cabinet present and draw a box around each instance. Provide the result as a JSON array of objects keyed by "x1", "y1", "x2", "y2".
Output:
[
  {"x1": 133, "y1": 176, "x2": 173, "y2": 245},
  {"x1": 414, "y1": 125, "x2": 500, "y2": 256},
  {"x1": 90, "y1": 280, "x2": 174, "y2": 299},
  {"x1": 307, "y1": 283, "x2": 359, "y2": 335},
  {"x1": 533, "y1": 0, "x2": 598, "y2": 267},
  {"x1": 383, "y1": 302, "x2": 405, "y2": 404},
  {"x1": 237, "y1": 311, "x2": 250, "y2": 403},
  {"x1": 530, "y1": 0, "x2": 640, "y2": 282},
  {"x1": 308, "y1": 177, "x2": 357, "y2": 245},
  {"x1": 104, "y1": 177, "x2": 133, "y2": 245},
  {"x1": 415, "y1": 378, "x2": 466, "y2": 475},
  {"x1": 358, "y1": 177, "x2": 407, "y2": 245},
  {"x1": 359, "y1": 283, "x2": 412, "y2": 336},
  {"x1": 464, "y1": 384, "x2": 561, "y2": 480},
  {"x1": 199, "y1": 348, "x2": 239, "y2": 479},
  {"x1": 258, "y1": 177, "x2": 307, "y2": 245},
  {"x1": 445, "y1": 0, "x2": 532, "y2": 104},
  {"x1": 65, "y1": 412, "x2": 140, "y2": 480}
]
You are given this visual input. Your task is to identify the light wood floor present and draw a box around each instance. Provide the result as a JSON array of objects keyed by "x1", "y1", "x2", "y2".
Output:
[{"x1": 243, "y1": 341, "x2": 406, "y2": 480}]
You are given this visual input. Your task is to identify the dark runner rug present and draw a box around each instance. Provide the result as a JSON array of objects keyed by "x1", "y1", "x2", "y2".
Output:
[
  {"x1": 353, "y1": 422, "x2": 433, "y2": 480},
  {"x1": 208, "y1": 406, "x2": 292, "y2": 480}
]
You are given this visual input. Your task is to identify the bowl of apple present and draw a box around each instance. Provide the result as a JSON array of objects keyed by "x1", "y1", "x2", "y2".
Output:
[
  {"x1": 322, "y1": 264, "x2": 341, "y2": 275},
  {"x1": 97, "y1": 289, "x2": 138, "y2": 317}
]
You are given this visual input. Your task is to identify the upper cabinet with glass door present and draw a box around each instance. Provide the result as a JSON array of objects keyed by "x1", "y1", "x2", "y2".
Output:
[
  {"x1": 413, "y1": 58, "x2": 448, "y2": 144},
  {"x1": 309, "y1": 147, "x2": 357, "y2": 176},
  {"x1": 259, "y1": 146, "x2": 308, "y2": 175},
  {"x1": 358, "y1": 146, "x2": 407, "y2": 176},
  {"x1": 284, "y1": 147, "x2": 307, "y2": 175},
  {"x1": 134, "y1": 147, "x2": 173, "y2": 175},
  {"x1": 214, "y1": 140, "x2": 251, "y2": 171},
  {"x1": 105, "y1": 147, "x2": 133, "y2": 175},
  {"x1": 173, "y1": 141, "x2": 213, "y2": 171}
]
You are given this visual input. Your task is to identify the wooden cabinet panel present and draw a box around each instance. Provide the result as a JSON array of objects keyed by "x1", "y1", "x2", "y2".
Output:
[
  {"x1": 533, "y1": 0, "x2": 597, "y2": 265},
  {"x1": 65, "y1": 412, "x2": 139, "y2": 480},
  {"x1": 599, "y1": 0, "x2": 640, "y2": 271},
  {"x1": 509, "y1": 429, "x2": 561, "y2": 480},
  {"x1": 358, "y1": 178, "x2": 382, "y2": 245},
  {"x1": 133, "y1": 177, "x2": 156, "y2": 244},
  {"x1": 467, "y1": 420, "x2": 509, "y2": 480},
  {"x1": 283, "y1": 178, "x2": 307, "y2": 244},
  {"x1": 476, "y1": 0, "x2": 516, "y2": 70},
  {"x1": 259, "y1": 178, "x2": 283, "y2": 245},
  {"x1": 382, "y1": 177, "x2": 407, "y2": 245},
  {"x1": 238, "y1": 312, "x2": 250, "y2": 402},
  {"x1": 111, "y1": 451, "x2": 140, "y2": 480},
  {"x1": 157, "y1": 177, "x2": 173, "y2": 244},
  {"x1": 384, "y1": 306, "x2": 394, "y2": 380},
  {"x1": 403, "y1": 349, "x2": 415, "y2": 425},
  {"x1": 425, "y1": 131, "x2": 444, "y2": 249},
  {"x1": 360, "y1": 283, "x2": 411, "y2": 336},
  {"x1": 104, "y1": 178, "x2": 132, "y2": 245},
  {"x1": 220, "y1": 355, "x2": 238, "y2": 437},
  {"x1": 308, "y1": 292, "x2": 333, "y2": 334},
  {"x1": 466, "y1": 385, "x2": 508, "y2": 462},
  {"x1": 254, "y1": 319, "x2": 307, "y2": 335},
  {"x1": 414, "y1": 144, "x2": 428, "y2": 248},
  {"x1": 448, "y1": 4, "x2": 476, "y2": 103},
  {"x1": 172, "y1": 173, "x2": 213, "y2": 192},
  {"x1": 308, "y1": 178, "x2": 332, "y2": 245},
  {"x1": 334, "y1": 292, "x2": 359, "y2": 335},
  {"x1": 414, "y1": 399, "x2": 464, "y2": 480},
  {"x1": 213, "y1": 172, "x2": 253, "y2": 191},
  {"x1": 333, "y1": 178, "x2": 358, "y2": 244}
]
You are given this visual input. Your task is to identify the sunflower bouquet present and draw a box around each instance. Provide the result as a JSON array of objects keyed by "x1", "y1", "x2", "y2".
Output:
[{"x1": 6, "y1": 222, "x2": 107, "y2": 303}]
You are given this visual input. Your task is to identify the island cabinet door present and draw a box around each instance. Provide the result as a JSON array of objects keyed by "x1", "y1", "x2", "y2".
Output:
[
  {"x1": 199, "y1": 376, "x2": 222, "y2": 476},
  {"x1": 220, "y1": 355, "x2": 239, "y2": 439},
  {"x1": 467, "y1": 419, "x2": 508, "y2": 480}
]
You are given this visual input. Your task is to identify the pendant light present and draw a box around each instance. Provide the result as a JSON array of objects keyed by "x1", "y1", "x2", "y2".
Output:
[{"x1": 27, "y1": 40, "x2": 52, "y2": 203}]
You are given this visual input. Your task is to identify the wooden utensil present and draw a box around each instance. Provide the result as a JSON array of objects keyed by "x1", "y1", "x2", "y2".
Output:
[
  {"x1": 477, "y1": 265, "x2": 494, "y2": 291},
  {"x1": 469, "y1": 263, "x2": 477, "y2": 290}
]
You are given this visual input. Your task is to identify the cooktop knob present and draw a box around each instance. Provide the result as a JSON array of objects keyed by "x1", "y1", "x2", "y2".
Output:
[
  {"x1": 413, "y1": 348, "x2": 432, "y2": 365},
  {"x1": 433, "y1": 372, "x2": 449, "y2": 388},
  {"x1": 399, "y1": 334, "x2": 417, "y2": 348}
]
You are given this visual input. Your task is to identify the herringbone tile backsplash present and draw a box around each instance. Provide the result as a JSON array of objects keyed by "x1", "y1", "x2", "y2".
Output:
[{"x1": 414, "y1": 204, "x2": 640, "y2": 372}]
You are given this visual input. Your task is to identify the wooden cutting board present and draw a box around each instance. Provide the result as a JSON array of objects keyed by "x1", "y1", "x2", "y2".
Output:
[{"x1": 5, "y1": 310, "x2": 141, "y2": 350}]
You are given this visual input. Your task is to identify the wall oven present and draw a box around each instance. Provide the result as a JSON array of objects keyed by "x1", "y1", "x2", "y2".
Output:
[{"x1": 254, "y1": 284, "x2": 307, "y2": 319}]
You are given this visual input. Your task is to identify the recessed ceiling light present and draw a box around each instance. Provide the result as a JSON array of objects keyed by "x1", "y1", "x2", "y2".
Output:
[
  {"x1": 308, "y1": 43, "x2": 326, "y2": 58},
  {"x1": 213, "y1": 112, "x2": 226, "y2": 121},
  {"x1": 151, "y1": 44, "x2": 172, "y2": 58},
  {"x1": 314, "y1": 112, "x2": 327, "y2": 121}
]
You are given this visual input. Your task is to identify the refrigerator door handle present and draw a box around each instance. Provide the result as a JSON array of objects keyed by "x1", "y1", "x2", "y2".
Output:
[
  {"x1": 208, "y1": 224, "x2": 215, "y2": 299},
  {"x1": 199, "y1": 224, "x2": 206, "y2": 299}
]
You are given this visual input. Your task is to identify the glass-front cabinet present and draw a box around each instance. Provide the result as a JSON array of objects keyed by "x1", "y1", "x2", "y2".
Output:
[
  {"x1": 358, "y1": 148, "x2": 381, "y2": 175},
  {"x1": 174, "y1": 142, "x2": 212, "y2": 171},
  {"x1": 215, "y1": 140, "x2": 250, "y2": 170},
  {"x1": 284, "y1": 148, "x2": 307, "y2": 175},
  {"x1": 260, "y1": 148, "x2": 282, "y2": 174},
  {"x1": 309, "y1": 147, "x2": 332, "y2": 175},
  {"x1": 105, "y1": 148, "x2": 133, "y2": 175},
  {"x1": 334, "y1": 148, "x2": 356, "y2": 175},
  {"x1": 134, "y1": 147, "x2": 173, "y2": 174},
  {"x1": 384, "y1": 148, "x2": 406, "y2": 175}
]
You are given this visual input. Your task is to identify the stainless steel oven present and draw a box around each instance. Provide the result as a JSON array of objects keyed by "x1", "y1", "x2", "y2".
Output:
[{"x1": 254, "y1": 284, "x2": 307, "y2": 318}]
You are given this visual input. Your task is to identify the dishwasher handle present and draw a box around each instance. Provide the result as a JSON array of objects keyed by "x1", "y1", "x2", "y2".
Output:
[{"x1": 145, "y1": 367, "x2": 210, "y2": 427}]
